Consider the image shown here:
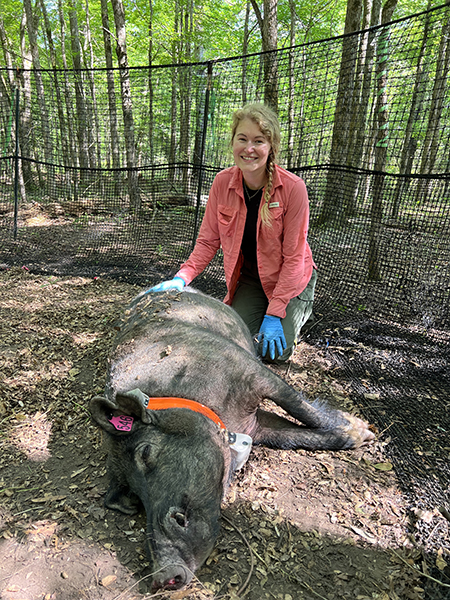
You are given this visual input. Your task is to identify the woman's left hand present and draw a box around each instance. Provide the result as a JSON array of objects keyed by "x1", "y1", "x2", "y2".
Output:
[{"x1": 258, "y1": 315, "x2": 287, "y2": 360}]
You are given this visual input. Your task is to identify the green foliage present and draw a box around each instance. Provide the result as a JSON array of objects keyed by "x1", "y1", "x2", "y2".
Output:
[
  {"x1": 1, "y1": 0, "x2": 447, "y2": 72},
  {"x1": 0, "y1": 0, "x2": 440, "y2": 75}
]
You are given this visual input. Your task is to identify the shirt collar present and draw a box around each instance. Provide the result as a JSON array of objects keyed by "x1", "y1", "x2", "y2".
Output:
[{"x1": 229, "y1": 164, "x2": 283, "y2": 196}]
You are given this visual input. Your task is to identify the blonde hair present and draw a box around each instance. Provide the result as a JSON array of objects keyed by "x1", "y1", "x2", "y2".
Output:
[{"x1": 231, "y1": 103, "x2": 281, "y2": 227}]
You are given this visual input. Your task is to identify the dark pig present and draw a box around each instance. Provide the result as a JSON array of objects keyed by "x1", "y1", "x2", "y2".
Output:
[{"x1": 90, "y1": 288, "x2": 374, "y2": 590}]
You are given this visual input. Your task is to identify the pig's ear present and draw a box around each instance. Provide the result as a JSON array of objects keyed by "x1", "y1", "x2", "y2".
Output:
[{"x1": 90, "y1": 389, "x2": 152, "y2": 434}]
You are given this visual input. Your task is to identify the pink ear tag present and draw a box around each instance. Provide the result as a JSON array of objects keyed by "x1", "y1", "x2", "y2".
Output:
[{"x1": 109, "y1": 415, "x2": 134, "y2": 431}]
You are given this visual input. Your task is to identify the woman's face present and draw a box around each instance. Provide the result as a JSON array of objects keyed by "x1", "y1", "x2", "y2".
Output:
[{"x1": 232, "y1": 118, "x2": 271, "y2": 184}]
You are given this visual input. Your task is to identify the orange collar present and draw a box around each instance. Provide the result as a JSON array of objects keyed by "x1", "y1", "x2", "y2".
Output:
[{"x1": 146, "y1": 397, "x2": 226, "y2": 430}]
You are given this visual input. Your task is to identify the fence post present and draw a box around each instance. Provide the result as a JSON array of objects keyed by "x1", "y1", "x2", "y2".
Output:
[
  {"x1": 192, "y1": 61, "x2": 213, "y2": 249},
  {"x1": 13, "y1": 84, "x2": 20, "y2": 241}
]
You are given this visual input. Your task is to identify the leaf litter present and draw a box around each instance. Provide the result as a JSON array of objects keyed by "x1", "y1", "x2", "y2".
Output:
[{"x1": 0, "y1": 268, "x2": 447, "y2": 600}]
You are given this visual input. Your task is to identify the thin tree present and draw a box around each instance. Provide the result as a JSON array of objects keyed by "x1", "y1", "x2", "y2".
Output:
[
  {"x1": 84, "y1": 0, "x2": 100, "y2": 169},
  {"x1": 68, "y1": 0, "x2": 91, "y2": 173},
  {"x1": 367, "y1": 0, "x2": 398, "y2": 281},
  {"x1": 57, "y1": 0, "x2": 77, "y2": 173},
  {"x1": 168, "y1": 1, "x2": 179, "y2": 186},
  {"x1": 179, "y1": 2, "x2": 193, "y2": 194},
  {"x1": 390, "y1": 4, "x2": 432, "y2": 218},
  {"x1": 343, "y1": 0, "x2": 381, "y2": 217},
  {"x1": 19, "y1": 10, "x2": 35, "y2": 190},
  {"x1": 110, "y1": 0, "x2": 141, "y2": 211},
  {"x1": 317, "y1": 0, "x2": 363, "y2": 225},
  {"x1": 39, "y1": 0, "x2": 70, "y2": 167},
  {"x1": 250, "y1": 0, "x2": 278, "y2": 112},
  {"x1": 287, "y1": 0, "x2": 296, "y2": 170},
  {"x1": 241, "y1": 0, "x2": 251, "y2": 105},
  {"x1": 22, "y1": 0, "x2": 52, "y2": 164},
  {"x1": 418, "y1": 14, "x2": 450, "y2": 177},
  {"x1": 100, "y1": 0, "x2": 121, "y2": 175},
  {"x1": 0, "y1": 16, "x2": 27, "y2": 202},
  {"x1": 148, "y1": 0, "x2": 154, "y2": 166}
]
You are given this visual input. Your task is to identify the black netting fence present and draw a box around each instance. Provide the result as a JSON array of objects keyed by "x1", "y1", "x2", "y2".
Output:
[{"x1": 1, "y1": 3, "x2": 449, "y2": 597}]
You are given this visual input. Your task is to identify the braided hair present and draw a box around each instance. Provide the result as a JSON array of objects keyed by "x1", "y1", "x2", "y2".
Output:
[{"x1": 231, "y1": 103, "x2": 281, "y2": 227}]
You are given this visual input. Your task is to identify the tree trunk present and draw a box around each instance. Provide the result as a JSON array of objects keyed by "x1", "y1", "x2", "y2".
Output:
[
  {"x1": 413, "y1": 11, "x2": 450, "y2": 205},
  {"x1": 84, "y1": 0, "x2": 100, "y2": 170},
  {"x1": 391, "y1": 4, "x2": 432, "y2": 217},
  {"x1": 57, "y1": 0, "x2": 77, "y2": 177},
  {"x1": 68, "y1": 0, "x2": 90, "y2": 173},
  {"x1": 101, "y1": 0, "x2": 121, "y2": 175},
  {"x1": 22, "y1": 0, "x2": 52, "y2": 165},
  {"x1": 0, "y1": 15, "x2": 15, "y2": 87},
  {"x1": 367, "y1": 0, "x2": 398, "y2": 281},
  {"x1": 169, "y1": 2, "x2": 178, "y2": 185},
  {"x1": 318, "y1": 0, "x2": 363, "y2": 225},
  {"x1": 287, "y1": 0, "x2": 295, "y2": 170},
  {"x1": 148, "y1": 0, "x2": 154, "y2": 166},
  {"x1": 344, "y1": 0, "x2": 381, "y2": 217},
  {"x1": 39, "y1": 0, "x2": 70, "y2": 168},
  {"x1": 110, "y1": 0, "x2": 141, "y2": 211},
  {"x1": 250, "y1": 0, "x2": 278, "y2": 112},
  {"x1": 18, "y1": 11, "x2": 34, "y2": 191},
  {"x1": 419, "y1": 13, "x2": 450, "y2": 176},
  {"x1": 241, "y1": 1, "x2": 251, "y2": 105},
  {"x1": 179, "y1": 4, "x2": 193, "y2": 194},
  {"x1": 0, "y1": 16, "x2": 28, "y2": 204}
]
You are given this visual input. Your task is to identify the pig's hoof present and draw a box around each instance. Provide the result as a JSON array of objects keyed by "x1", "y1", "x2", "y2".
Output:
[
  {"x1": 343, "y1": 414, "x2": 376, "y2": 448},
  {"x1": 105, "y1": 488, "x2": 140, "y2": 514}
]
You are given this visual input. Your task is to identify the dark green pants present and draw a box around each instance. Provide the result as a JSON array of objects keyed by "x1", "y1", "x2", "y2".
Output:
[{"x1": 231, "y1": 262, "x2": 317, "y2": 363}]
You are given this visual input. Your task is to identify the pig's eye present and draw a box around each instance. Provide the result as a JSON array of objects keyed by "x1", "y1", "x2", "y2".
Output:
[
  {"x1": 171, "y1": 511, "x2": 189, "y2": 529},
  {"x1": 135, "y1": 443, "x2": 156, "y2": 472}
]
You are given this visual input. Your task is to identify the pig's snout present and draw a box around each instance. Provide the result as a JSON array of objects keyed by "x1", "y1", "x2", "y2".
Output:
[
  {"x1": 151, "y1": 564, "x2": 192, "y2": 591},
  {"x1": 148, "y1": 507, "x2": 195, "y2": 591}
]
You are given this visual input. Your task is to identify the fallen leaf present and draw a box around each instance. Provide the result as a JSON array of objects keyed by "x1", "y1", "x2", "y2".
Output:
[
  {"x1": 373, "y1": 462, "x2": 393, "y2": 471},
  {"x1": 364, "y1": 393, "x2": 380, "y2": 400},
  {"x1": 101, "y1": 575, "x2": 117, "y2": 587},
  {"x1": 171, "y1": 590, "x2": 192, "y2": 599},
  {"x1": 71, "y1": 466, "x2": 88, "y2": 478},
  {"x1": 349, "y1": 525, "x2": 377, "y2": 543}
]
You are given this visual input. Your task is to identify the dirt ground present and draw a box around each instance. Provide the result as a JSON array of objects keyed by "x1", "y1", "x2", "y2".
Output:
[{"x1": 0, "y1": 268, "x2": 444, "y2": 600}]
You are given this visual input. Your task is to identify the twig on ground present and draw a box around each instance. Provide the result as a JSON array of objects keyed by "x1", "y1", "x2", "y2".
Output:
[
  {"x1": 221, "y1": 514, "x2": 255, "y2": 597},
  {"x1": 391, "y1": 549, "x2": 450, "y2": 588}
]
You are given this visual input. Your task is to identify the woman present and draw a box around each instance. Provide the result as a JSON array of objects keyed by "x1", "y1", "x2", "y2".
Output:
[{"x1": 149, "y1": 103, "x2": 317, "y2": 363}]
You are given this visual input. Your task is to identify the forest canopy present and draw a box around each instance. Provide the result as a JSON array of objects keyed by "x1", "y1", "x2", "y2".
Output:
[{"x1": 0, "y1": 0, "x2": 442, "y2": 70}]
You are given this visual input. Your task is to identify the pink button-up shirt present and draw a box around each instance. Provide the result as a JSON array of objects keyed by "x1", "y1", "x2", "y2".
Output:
[{"x1": 176, "y1": 164, "x2": 316, "y2": 319}]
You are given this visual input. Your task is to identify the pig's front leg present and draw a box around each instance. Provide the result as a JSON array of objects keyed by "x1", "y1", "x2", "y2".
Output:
[
  {"x1": 253, "y1": 406, "x2": 374, "y2": 450},
  {"x1": 105, "y1": 453, "x2": 141, "y2": 515},
  {"x1": 257, "y1": 371, "x2": 374, "y2": 450}
]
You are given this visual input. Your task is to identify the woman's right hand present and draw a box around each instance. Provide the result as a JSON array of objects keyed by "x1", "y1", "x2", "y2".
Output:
[{"x1": 145, "y1": 277, "x2": 186, "y2": 293}]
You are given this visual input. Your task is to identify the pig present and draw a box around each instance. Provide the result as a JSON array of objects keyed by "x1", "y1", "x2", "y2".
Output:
[{"x1": 90, "y1": 288, "x2": 374, "y2": 591}]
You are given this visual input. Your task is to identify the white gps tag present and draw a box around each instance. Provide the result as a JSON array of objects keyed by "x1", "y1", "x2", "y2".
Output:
[{"x1": 228, "y1": 432, "x2": 252, "y2": 470}]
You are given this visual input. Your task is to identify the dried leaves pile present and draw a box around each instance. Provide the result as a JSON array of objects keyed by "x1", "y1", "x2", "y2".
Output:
[{"x1": 0, "y1": 268, "x2": 448, "y2": 600}]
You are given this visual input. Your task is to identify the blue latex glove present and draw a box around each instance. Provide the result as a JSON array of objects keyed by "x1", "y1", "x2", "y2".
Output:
[
  {"x1": 145, "y1": 277, "x2": 185, "y2": 293},
  {"x1": 257, "y1": 315, "x2": 287, "y2": 360}
]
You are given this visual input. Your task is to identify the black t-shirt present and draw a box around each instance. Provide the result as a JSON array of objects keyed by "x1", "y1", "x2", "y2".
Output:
[{"x1": 241, "y1": 186, "x2": 263, "y2": 264}]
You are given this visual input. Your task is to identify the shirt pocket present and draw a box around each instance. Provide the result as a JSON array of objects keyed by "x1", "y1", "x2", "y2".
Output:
[
  {"x1": 261, "y1": 206, "x2": 284, "y2": 239},
  {"x1": 218, "y1": 204, "x2": 238, "y2": 238}
]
